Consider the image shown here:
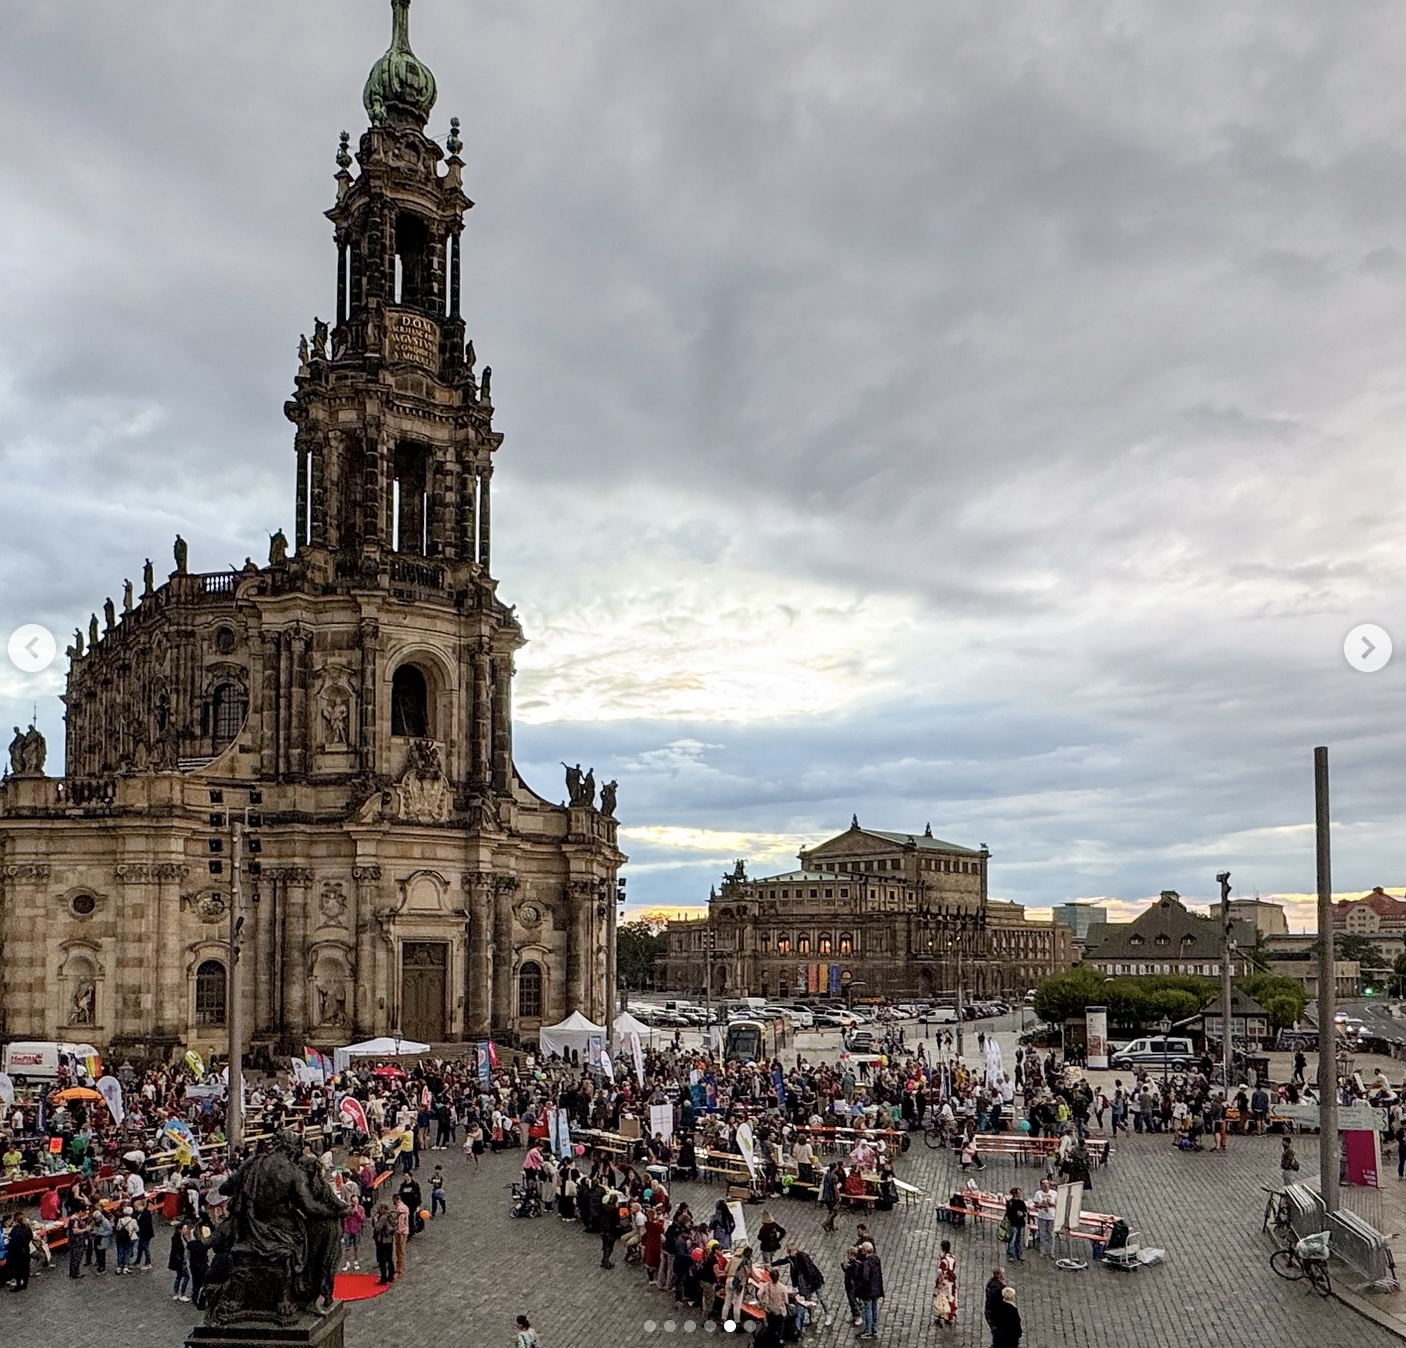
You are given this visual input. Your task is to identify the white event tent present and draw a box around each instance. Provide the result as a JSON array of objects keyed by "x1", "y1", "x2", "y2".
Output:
[
  {"x1": 537, "y1": 1010, "x2": 605, "y2": 1059},
  {"x1": 332, "y1": 1036, "x2": 431, "y2": 1073},
  {"x1": 612, "y1": 1011, "x2": 659, "y2": 1049}
]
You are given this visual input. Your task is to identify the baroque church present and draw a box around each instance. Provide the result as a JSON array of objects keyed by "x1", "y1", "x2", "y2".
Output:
[{"x1": 0, "y1": 0, "x2": 624, "y2": 1060}]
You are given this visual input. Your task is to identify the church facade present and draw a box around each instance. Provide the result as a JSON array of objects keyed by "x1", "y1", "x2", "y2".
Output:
[{"x1": 0, "y1": 0, "x2": 623, "y2": 1061}]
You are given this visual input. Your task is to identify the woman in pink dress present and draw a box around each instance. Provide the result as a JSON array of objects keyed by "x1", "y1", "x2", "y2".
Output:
[{"x1": 932, "y1": 1239, "x2": 958, "y2": 1327}]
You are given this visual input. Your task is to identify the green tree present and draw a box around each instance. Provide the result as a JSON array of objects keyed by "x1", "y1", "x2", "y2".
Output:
[
  {"x1": 1237, "y1": 973, "x2": 1308, "y2": 1028},
  {"x1": 616, "y1": 921, "x2": 668, "y2": 990},
  {"x1": 1389, "y1": 952, "x2": 1406, "y2": 998},
  {"x1": 1335, "y1": 934, "x2": 1389, "y2": 970}
]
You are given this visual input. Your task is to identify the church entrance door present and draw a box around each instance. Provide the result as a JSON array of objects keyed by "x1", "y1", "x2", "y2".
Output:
[{"x1": 401, "y1": 941, "x2": 448, "y2": 1043}]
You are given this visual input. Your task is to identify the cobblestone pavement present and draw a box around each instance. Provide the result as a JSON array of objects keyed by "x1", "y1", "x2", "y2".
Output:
[{"x1": 2, "y1": 1124, "x2": 1398, "y2": 1348}]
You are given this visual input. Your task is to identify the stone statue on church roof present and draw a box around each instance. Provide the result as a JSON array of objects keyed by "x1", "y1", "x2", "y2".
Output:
[{"x1": 173, "y1": 534, "x2": 188, "y2": 575}]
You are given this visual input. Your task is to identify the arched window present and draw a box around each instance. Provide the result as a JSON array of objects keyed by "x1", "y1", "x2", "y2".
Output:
[
  {"x1": 211, "y1": 683, "x2": 248, "y2": 748},
  {"x1": 839, "y1": 933, "x2": 853, "y2": 955},
  {"x1": 818, "y1": 935, "x2": 832, "y2": 955},
  {"x1": 195, "y1": 960, "x2": 227, "y2": 1027},
  {"x1": 391, "y1": 664, "x2": 430, "y2": 737},
  {"x1": 798, "y1": 935, "x2": 811, "y2": 955},
  {"x1": 776, "y1": 935, "x2": 791, "y2": 955},
  {"x1": 518, "y1": 961, "x2": 543, "y2": 1019}
]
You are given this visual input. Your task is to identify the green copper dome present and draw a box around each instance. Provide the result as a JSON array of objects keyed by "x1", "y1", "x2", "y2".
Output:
[{"x1": 363, "y1": 0, "x2": 437, "y2": 127}]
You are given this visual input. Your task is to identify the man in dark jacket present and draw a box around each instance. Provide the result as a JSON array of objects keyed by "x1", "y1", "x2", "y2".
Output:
[
  {"x1": 6, "y1": 1215, "x2": 33, "y2": 1292},
  {"x1": 984, "y1": 1266, "x2": 1006, "y2": 1341},
  {"x1": 854, "y1": 1242, "x2": 883, "y2": 1340},
  {"x1": 600, "y1": 1191, "x2": 623, "y2": 1269}
]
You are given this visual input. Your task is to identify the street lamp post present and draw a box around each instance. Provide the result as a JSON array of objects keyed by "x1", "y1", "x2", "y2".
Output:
[{"x1": 1159, "y1": 1014, "x2": 1172, "y2": 1090}]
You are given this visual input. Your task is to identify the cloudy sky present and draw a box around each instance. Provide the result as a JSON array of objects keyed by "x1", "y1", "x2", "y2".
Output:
[{"x1": 4, "y1": 1, "x2": 1406, "y2": 926}]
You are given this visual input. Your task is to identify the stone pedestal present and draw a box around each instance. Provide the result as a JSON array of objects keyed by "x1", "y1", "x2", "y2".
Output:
[{"x1": 185, "y1": 1305, "x2": 346, "y2": 1348}]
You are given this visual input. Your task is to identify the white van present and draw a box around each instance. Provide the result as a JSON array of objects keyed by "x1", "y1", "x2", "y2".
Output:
[
  {"x1": 1109, "y1": 1036, "x2": 1194, "y2": 1070},
  {"x1": 2, "y1": 1040, "x2": 102, "y2": 1084}
]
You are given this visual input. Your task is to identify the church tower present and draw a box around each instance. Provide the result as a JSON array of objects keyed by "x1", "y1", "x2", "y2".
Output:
[{"x1": 0, "y1": 0, "x2": 624, "y2": 1059}]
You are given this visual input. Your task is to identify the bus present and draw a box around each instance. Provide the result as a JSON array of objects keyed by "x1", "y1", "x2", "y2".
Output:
[{"x1": 723, "y1": 1018, "x2": 782, "y2": 1064}]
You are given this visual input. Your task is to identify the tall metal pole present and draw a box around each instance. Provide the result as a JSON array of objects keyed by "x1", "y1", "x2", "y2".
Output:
[
  {"x1": 955, "y1": 929, "x2": 965, "y2": 1060},
  {"x1": 1217, "y1": 872, "x2": 1234, "y2": 1095},
  {"x1": 227, "y1": 821, "x2": 244, "y2": 1155},
  {"x1": 1315, "y1": 747, "x2": 1339, "y2": 1211}
]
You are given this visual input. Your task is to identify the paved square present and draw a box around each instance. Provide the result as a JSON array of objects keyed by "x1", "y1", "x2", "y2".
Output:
[{"x1": 2, "y1": 1115, "x2": 1395, "y2": 1348}]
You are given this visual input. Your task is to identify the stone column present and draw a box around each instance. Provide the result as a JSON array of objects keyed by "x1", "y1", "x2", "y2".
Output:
[
  {"x1": 351, "y1": 864, "x2": 381, "y2": 1037},
  {"x1": 471, "y1": 642, "x2": 490, "y2": 786},
  {"x1": 491, "y1": 875, "x2": 517, "y2": 1034},
  {"x1": 309, "y1": 434, "x2": 327, "y2": 548},
  {"x1": 491, "y1": 655, "x2": 512, "y2": 792},
  {"x1": 289, "y1": 627, "x2": 310, "y2": 777},
  {"x1": 295, "y1": 436, "x2": 309, "y2": 549},
  {"x1": 358, "y1": 619, "x2": 379, "y2": 775},
  {"x1": 278, "y1": 868, "x2": 313, "y2": 1049},
  {"x1": 465, "y1": 872, "x2": 493, "y2": 1036},
  {"x1": 477, "y1": 469, "x2": 491, "y2": 570},
  {"x1": 260, "y1": 634, "x2": 279, "y2": 778},
  {"x1": 277, "y1": 632, "x2": 293, "y2": 779},
  {"x1": 565, "y1": 880, "x2": 594, "y2": 1015}
]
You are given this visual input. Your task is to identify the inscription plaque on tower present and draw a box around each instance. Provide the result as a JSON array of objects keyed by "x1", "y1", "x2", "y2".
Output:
[{"x1": 385, "y1": 308, "x2": 441, "y2": 371}]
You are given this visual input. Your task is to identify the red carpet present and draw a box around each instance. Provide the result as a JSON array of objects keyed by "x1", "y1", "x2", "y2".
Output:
[{"x1": 334, "y1": 1272, "x2": 393, "y2": 1302}]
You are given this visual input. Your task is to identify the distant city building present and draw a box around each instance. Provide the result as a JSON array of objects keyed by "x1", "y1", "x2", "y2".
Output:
[
  {"x1": 661, "y1": 818, "x2": 1074, "y2": 1000},
  {"x1": 1227, "y1": 899, "x2": 1287, "y2": 937},
  {"x1": 1082, "y1": 892, "x2": 1254, "y2": 979},
  {"x1": 1331, "y1": 887, "x2": 1406, "y2": 935},
  {"x1": 1052, "y1": 902, "x2": 1108, "y2": 942}
]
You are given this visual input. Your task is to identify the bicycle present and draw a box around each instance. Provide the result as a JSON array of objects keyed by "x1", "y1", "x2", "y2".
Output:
[
  {"x1": 1269, "y1": 1235, "x2": 1332, "y2": 1297},
  {"x1": 1261, "y1": 1186, "x2": 1291, "y2": 1238}
]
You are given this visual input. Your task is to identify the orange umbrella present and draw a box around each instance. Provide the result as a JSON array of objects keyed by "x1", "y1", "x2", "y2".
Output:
[{"x1": 50, "y1": 1087, "x2": 104, "y2": 1103}]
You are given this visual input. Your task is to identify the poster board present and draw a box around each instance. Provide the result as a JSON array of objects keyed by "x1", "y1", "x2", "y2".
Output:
[
  {"x1": 727, "y1": 1199, "x2": 748, "y2": 1244},
  {"x1": 1052, "y1": 1181, "x2": 1081, "y2": 1232},
  {"x1": 650, "y1": 1102, "x2": 674, "y2": 1143},
  {"x1": 1086, "y1": 1007, "x2": 1109, "y2": 1070}
]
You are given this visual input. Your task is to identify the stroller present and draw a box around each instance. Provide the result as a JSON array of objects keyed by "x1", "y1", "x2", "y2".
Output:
[{"x1": 510, "y1": 1174, "x2": 543, "y2": 1219}]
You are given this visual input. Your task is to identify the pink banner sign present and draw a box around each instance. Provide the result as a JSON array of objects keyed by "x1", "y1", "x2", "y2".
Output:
[{"x1": 1344, "y1": 1128, "x2": 1380, "y2": 1188}]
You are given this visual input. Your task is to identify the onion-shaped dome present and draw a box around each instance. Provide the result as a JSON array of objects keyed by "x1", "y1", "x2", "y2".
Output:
[{"x1": 363, "y1": 0, "x2": 437, "y2": 128}]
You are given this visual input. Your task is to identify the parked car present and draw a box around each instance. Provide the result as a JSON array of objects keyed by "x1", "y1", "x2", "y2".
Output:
[
  {"x1": 1109, "y1": 1035, "x2": 1195, "y2": 1070},
  {"x1": 846, "y1": 1029, "x2": 879, "y2": 1052}
]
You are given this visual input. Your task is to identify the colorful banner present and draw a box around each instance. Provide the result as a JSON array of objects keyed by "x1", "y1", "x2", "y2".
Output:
[
  {"x1": 797, "y1": 963, "x2": 809, "y2": 995},
  {"x1": 828, "y1": 964, "x2": 841, "y2": 997},
  {"x1": 556, "y1": 1107, "x2": 572, "y2": 1160},
  {"x1": 587, "y1": 1034, "x2": 605, "y2": 1069},
  {"x1": 339, "y1": 1097, "x2": 368, "y2": 1135},
  {"x1": 1086, "y1": 1007, "x2": 1108, "y2": 1070},
  {"x1": 1344, "y1": 1129, "x2": 1381, "y2": 1188},
  {"x1": 735, "y1": 1120, "x2": 757, "y2": 1180},
  {"x1": 629, "y1": 1031, "x2": 645, "y2": 1088},
  {"x1": 475, "y1": 1042, "x2": 491, "y2": 1085},
  {"x1": 772, "y1": 1064, "x2": 786, "y2": 1108},
  {"x1": 183, "y1": 1049, "x2": 205, "y2": 1079},
  {"x1": 96, "y1": 1074, "x2": 125, "y2": 1126}
]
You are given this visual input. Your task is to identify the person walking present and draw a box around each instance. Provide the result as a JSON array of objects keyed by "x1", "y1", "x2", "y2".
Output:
[
  {"x1": 991, "y1": 1285, "x2": 1023, "y2": 1347},
  {"x1": 932, "y1": 1238, "x2": 957, "y2": 1326},
  {"x1": 756, "y1": 1210, "x2": 786, "y2": 1267},
  {"x1": 1003, "y1": 1188, "x2": 1028, "y2": 1263},
  {"x1": 65, "y1": 1206, "x2": 91, "y2": 1280},
  {"x1": 6, "y1": 1215, "x2": 32, "y2": 1293},
  {"x1": 1280, "y1": 1136, "x2": 1301, "y2": 1190},
  {"x1": 372, "y1": 1204, "x2": 397, "y2": 1285},
  {"x1": 91, "y1": 1207, "x2": 113, "y2": 1274},
  {"x1": 720, "y1": 1245, "x2": 754, "y2": 1325},
  {"x1": 430, "y1": 1165, "x2": 447, "y2": 1218},
  {"x1": 115, "y1": 1205, "x2": 138, "y2": 1275},
  {"x1": 393, "y1": 1194, "x2": 410, "y2": 1277},
  {"x1": 186, "y1": 1221, "x2": 211, "y2": 1308},
  {"x1": 514, "y1": 1314, "x2": 539, "y2": 1348},
  {"x1": 600, "y1": 1191, "x2": 623, "y2": 1269},
  {"x1": 342, "y1": 1202, "x2": 365, "y2": 1270},
  {"x1": 983, "y1": 1266, "x2": 1006, "y2": 1343},
  {"x1": 168, "y1": 1222, "x2": 190, "y2": 1301},
  {"x1": 855, "y1": 1240, "x2": 883, "y2": 1340},
  {"x1": 820, "y1": 1163, "x2": 841, "y2": 1233},
  {"x1": 134, "y1": 1198, "x2": 155, "y2": 1269}
]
